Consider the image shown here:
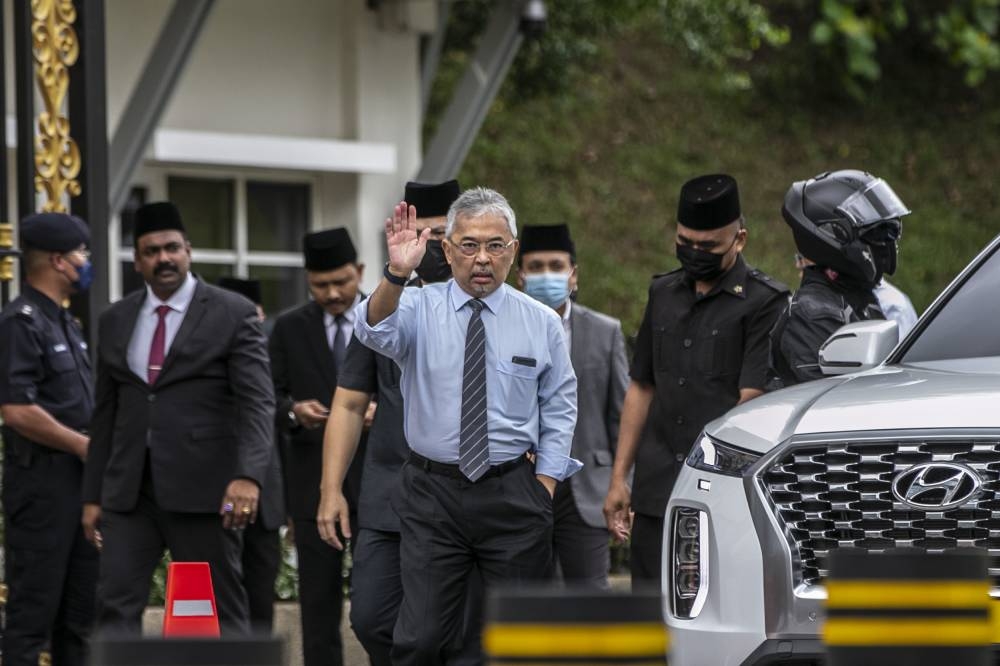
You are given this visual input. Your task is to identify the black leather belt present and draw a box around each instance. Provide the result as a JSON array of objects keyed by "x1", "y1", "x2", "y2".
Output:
[{"x1": 408, "y1": 450, "x2": 528, "y2": 481}]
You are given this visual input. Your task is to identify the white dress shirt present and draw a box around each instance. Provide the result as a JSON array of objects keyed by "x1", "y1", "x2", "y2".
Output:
[
  {"x1": 127, "y1": 273, "x2": 198, "y2": 382},
  {"x1": 560, "y1": 299, "x2": 572, "y2": 351},
  {"x1": 323, "y1": 294, "x2": 361, "y2": 350},
  {"x1": 874, "y1": 278, "x2": 919, "y2": 338}
]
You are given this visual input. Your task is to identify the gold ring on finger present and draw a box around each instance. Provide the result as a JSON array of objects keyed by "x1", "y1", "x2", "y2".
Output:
[{"x1": 241, "y1": 506, "x2": 252, "y2": 515}]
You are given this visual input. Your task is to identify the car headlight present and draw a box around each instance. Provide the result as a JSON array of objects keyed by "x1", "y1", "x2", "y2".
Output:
[
  {"x1": 686, "y1": 433, "x2": 760, "y2": 477},
  {"x1": 671, "y1": 506, "x2": 709, "y2": 619}
]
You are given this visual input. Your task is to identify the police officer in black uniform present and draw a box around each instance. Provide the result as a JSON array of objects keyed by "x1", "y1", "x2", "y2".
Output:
[
  {"x1": 0, "y1": 213, "x2": 98, "y2": 665},
  {"x1": 603, "y1": 174, "x2": 788, "y2": 585},
  {"x1": 769, "y1": 169, "x2": 911, "y2": 387}
]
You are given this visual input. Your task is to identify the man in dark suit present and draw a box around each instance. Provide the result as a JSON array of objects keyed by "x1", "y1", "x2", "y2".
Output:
[
  {"x1": 81, "y1": 202, "x2": 275, "y2": 636},
  {"x1": 218, "y1": 276, "x2": 286, "y2": 634},
  {"x1": 518, "y1": 224, "x2": 628, "y2": 586},
  {"x1": 269, "y1": 228, "x2": 365, "y2": 666}
]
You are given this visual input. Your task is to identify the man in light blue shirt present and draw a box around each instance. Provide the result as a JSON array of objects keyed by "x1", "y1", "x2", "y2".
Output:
[{"x1": 355, "y1": 186, "x2": 579, "y2": 665}]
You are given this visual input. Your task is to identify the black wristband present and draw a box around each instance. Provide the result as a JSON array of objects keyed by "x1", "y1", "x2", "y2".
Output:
[{"x1": 383, "y1": 263, "x2": 408, "y2": 286}]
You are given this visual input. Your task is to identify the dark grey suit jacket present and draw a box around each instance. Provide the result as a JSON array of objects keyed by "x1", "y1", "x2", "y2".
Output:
[
  {"x1": 83, "y1": 280, "x2": 276, "y2": 513},
  {"x1": 567, "y1": 303, "x2": 629, "y2": 528}
]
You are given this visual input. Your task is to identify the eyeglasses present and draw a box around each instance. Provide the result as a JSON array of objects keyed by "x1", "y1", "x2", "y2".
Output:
[
  {"x1": 449, "y1": 238, "x2": 515, "y2": 257},
  {"x1": 66, "y1": 248, "x2": 91, "y2": 260}
]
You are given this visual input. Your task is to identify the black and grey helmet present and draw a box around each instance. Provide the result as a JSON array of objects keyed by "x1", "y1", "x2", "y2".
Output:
[{"x1": 782, "y1": 169, "x2": 911, "y2": 286}]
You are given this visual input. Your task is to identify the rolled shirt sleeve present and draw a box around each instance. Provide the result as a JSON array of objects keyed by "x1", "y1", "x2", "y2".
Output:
[{"x1": 353, "y1": 291, "x2": 417, "y2": 363}]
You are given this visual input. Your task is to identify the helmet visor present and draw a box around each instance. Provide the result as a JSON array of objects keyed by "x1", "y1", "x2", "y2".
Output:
[{"x1": 836, "y1": 179, "x2": 910, "y2": 227}]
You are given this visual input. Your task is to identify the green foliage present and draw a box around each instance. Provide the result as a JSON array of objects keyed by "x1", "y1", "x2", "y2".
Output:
[
  {"x1": 455, "y1": 21, "x2": 1000, "y2": 337},
  {"x1": 660, "y1": 0, "x2": 791, "y2": 90},
  {"x1": 437, "y1": 1, "x2": 1000, "y2": 104}
]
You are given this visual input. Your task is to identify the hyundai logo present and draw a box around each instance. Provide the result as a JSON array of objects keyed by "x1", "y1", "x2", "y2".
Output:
[{"x1": 891, "y1": 462, "x2": 982, "y2": 510}]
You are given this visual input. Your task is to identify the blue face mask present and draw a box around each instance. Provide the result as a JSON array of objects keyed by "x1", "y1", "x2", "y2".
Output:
[
  {"x1": 72, "y1": 259, "x2": 95, "y2": 292},
  {"x1": 523, "y1": 272, "x2": 571, "y2": 309}
]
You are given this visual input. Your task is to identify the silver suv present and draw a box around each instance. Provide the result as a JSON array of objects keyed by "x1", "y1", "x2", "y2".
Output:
[{"x1": 664, "y1": 234, "x2": 1000, "y2": 666}]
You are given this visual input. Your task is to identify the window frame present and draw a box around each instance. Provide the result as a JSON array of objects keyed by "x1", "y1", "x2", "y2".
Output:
[{"x1": 110, "y1": 166, "x2": 321, "y2": 302}]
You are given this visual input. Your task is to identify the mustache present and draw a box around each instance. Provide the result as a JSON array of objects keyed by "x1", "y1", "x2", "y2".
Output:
[{"x1": 154, "y1": 262, "x2": 179, "y2": 275}]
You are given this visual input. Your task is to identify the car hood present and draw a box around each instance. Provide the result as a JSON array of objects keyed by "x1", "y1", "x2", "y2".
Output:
[{"x1": 706, "y1": 362, "x2": 1000, "y2": 454}]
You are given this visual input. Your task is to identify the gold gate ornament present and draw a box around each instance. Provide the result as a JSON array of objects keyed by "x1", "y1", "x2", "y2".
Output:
[{"x1": 32, "y1": 0, "x2": 81, "y2": 213}]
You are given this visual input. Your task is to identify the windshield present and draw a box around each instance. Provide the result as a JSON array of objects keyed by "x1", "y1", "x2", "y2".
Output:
[{"x1": 902, "y1": 242, "x2": 1000, "y2": 363}]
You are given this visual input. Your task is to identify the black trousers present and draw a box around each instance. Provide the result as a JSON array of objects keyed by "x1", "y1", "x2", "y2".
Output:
[
  {"x1": 96, "y1": 486, "x2": 249, "y2": 637},
  {"x1": 552, "y1": 482, "x2": 610, "y2": 587},
  {"x1": 391, "y1": 458, "x2": 553, "y2": 666},
  {"x1": 2, "y1": 452, "x2": 98, "y2": 666},
  {"x1": 291, "y1": 516, "x2": 353, "y2": 666},
  {"x1": 630, "y1": 512, "x2": 665, "y2": 588},
  {"x1": 241, "y1": 520, "x2": 281, "y2": 634},
  {"x1": 350, "y1": 528, "x2": 485, "y2": 666}
]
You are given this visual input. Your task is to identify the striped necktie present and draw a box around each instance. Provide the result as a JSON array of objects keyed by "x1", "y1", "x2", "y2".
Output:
[{"x1": 459, "y1": 299, "x2": 490, "y2": 481}]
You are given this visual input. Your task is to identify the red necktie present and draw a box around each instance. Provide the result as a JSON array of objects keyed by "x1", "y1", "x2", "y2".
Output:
[{"x1": 148, "y1": 305, "x2": 171, "y2": 384}]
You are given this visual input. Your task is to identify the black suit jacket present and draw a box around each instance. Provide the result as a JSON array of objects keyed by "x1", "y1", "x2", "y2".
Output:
[
  {"x1": 83, "y1": 280, "x2": 276, "y2": 513},
  {"x1": 269, "y1": 301, "x2": 366, "y2": 521}
]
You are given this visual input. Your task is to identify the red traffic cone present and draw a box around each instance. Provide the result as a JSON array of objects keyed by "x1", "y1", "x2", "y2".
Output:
[{"x1": 163, "y1": 561, "x2": 221, "y2": 638}]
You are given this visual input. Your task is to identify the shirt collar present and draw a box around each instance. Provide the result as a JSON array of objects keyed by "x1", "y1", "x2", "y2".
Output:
[
  {"x1": 144, "y1": 272, "x2": 197, "y2": 314},
  {"x1": 686, "y1": 254, "x2": 749, "y2": 300},
  {"x1": 323, "y1": 293, "x2": 361, "y2": 327},
  {"x1": 21, "y1": 284, "x2": 64, "y2": 320},
  {"x1": 561, "y1": 298, "x2": 572, "y2": 324},
  {"x1": 449, "y1": 279, "x2": 507, "y2": 314}
]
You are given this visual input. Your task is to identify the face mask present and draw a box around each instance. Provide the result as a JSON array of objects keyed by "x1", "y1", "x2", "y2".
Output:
[
  {"x1": 523, "y1": 272, "x2": 571, "y2": 309},
  {"x1": 676, "y1": 242, "x2": 729, "y2": 282},
  {"x1": 71, "y1": 259, "x2": 94, "y2": 292},
  {"x1": 415, "y1": 239, "x2": 452, "y2": 284}
]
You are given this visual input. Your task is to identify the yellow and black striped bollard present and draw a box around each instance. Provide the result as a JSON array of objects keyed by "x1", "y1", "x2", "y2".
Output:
[
  {"x1": 484, "y1": 588, "x2": 668, "y2": 665},
  {"x1": 824, "y1": 549, "x2": 991, "y2": 666}
]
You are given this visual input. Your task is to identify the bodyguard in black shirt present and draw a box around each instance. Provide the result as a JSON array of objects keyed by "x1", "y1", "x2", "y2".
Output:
[
  {"x1": 0, "y1": 213, "x2": 98, "y2": 665},
  {"x1": 603, "y1": 175, "x2": 788, "y2": 585}
]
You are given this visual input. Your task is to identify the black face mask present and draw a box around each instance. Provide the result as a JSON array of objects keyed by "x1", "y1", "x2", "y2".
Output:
[
  {"x1": 676, "y1": 234, "x2": 737, "y2": 282},
  {"x1": 415, "y1": 239, "x2": 452, "y2": 284}
]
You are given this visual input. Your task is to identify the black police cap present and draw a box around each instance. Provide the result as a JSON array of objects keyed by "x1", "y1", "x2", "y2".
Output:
[
  {"x1": 677, "y1": 174, "x2": 741, "y2": 231},
  {"x1": 303, "y1": 227, "x2": 357, "y2": 272},
  {"x1": 404, "y1": 180, "x2": 461, "y2": 219},
  {"x1": 217, "y1": 276, "x2": 263, "y2": 304},
  {"x1": 19, "y1": 212, "x2": 90, "y2": 252}
]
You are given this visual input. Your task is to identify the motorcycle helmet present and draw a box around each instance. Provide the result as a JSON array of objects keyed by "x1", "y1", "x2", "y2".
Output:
[{"x1": 782, "y1": 169, "x2": 910, "y2": 286}]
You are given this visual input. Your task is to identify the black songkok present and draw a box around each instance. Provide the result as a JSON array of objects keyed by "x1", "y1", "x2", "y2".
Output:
[
  {"x1": 217, "y1": 276, "x2": 262, "y2": 305},
  {"x1": 134, "y1": 202, "x2": 186, "y2": 240},
  {"x1": 518, "y1": 224, "x2": 576, "y2": 263},
  {"x1": 303, "y1": 227, "x2": 357, "y2": 272},
  {"x1": 404, "y1": 180, "x2": 461, "y2": 218},
  {"x1": 677, "y1": 174, "x2": 741, "y2": 230}
]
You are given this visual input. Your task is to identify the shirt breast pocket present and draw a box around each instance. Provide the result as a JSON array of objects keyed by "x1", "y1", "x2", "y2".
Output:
[
  {"x1": 700, "y1": 331, "x2": 743, "y2": 377},
  {"x1": 45, "y1": 350, "x2": 76, "y2": 374},
  {"x1": 495, "y1": 359, "x2": 540, "y2": 423}
]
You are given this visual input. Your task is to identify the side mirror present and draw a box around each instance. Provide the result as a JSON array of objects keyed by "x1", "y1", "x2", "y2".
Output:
[{"x1": 819, "y1": 319, "x2": 899, "y2": 376}]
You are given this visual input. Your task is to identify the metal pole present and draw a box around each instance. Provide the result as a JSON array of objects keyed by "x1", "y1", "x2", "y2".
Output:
[
  {"x1": 14, "y1": 0, "x2": 35, "y2": 222},
  {"x1": 108, "y1": 0, "x2": 215, "y2": 216},
  {"x1": 420, "y1": 0, "x2": 451, "y2": 116},
  {"x1": 417, "y1": 0, "x2": 526, "y2": 182},
  {"x1": 70, "y1": 0, "x2": 110, "y2": 339}
]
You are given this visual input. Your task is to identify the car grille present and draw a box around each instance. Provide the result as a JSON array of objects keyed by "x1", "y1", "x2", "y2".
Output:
[{"x1": 760, "y1": 438, "x2": 1000, "y2": 586}]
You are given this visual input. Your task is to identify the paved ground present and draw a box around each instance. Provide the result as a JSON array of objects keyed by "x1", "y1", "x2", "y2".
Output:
[{"x1": 145, "y1": 574, "x2": 631, "y2": 665}]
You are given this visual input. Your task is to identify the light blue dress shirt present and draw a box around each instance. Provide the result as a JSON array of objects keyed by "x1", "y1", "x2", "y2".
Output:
[{"x1": 354, "y1": 280, "x2": 581, "y2": 481}]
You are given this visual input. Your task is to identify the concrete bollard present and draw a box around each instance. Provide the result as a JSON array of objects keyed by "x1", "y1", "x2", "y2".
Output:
[
  {"x1": 484, "y1": 588, "x2": 668, "y2": 665},
  {"x1": 824, "y1": 549, "x2": 991, "y2": 666}
]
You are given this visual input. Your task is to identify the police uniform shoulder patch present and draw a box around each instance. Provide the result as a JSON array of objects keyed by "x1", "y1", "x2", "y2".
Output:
[
  {"x1": 749, "y1": 269, "x2": 789, "y2": 294},
  {"x1": 16, "y1": 303, "x2": 35, "y2": 320}
]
